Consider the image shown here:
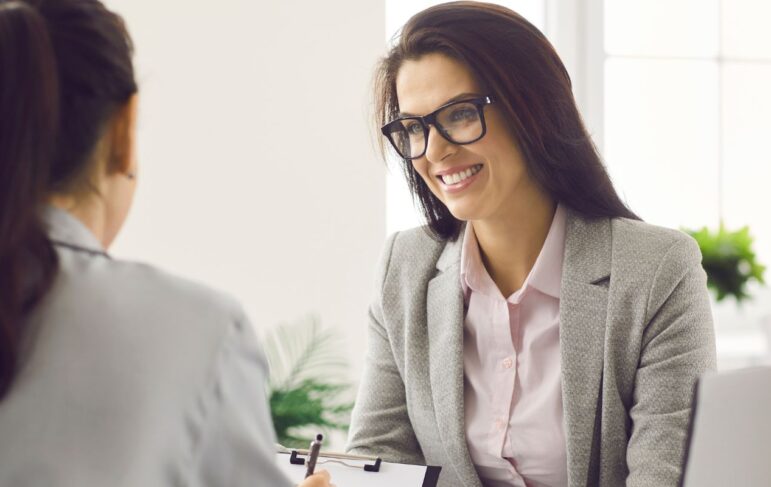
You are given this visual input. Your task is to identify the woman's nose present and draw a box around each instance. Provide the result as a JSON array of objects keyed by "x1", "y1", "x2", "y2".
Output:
[{"x1": 424, "y1": 125, "x2": 456, "y2": 163}]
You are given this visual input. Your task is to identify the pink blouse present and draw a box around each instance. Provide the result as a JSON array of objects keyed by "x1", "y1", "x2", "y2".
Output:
[{"x1": 461, "y1": 204, "x2": 568, "y2": 487}]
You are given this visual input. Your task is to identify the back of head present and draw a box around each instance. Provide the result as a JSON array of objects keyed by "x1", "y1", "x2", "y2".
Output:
[
  {"x1": 375, "y1": 1, "x2": 638, "y2": 240},
  {"x1": 0, "y1": 0, "x2": 137, "y2": 399}
]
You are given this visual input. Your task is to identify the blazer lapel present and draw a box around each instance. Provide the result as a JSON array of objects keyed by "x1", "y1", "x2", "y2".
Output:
[
  {"x1": 427, "y1": 232, "x2": 482, "y2": 487},
  {"x1": 560, "y1": 209, "x2": 612, "y2": 486},
  {"x1": 424, "y1": 213, "x2": 612, "y2": 486}
]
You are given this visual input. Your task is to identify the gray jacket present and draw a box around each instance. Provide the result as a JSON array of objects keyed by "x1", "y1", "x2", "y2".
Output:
[
  {"x1": 347, "y1": 209, "x2": 717, "y2": 487},
  {"x1": 0, "y1": 208, "x2": 291, "y2": 487}
]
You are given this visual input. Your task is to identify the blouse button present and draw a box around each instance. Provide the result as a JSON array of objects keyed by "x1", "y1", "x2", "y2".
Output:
[{"x1": 502, "y1": 357, "x2": 514, "y2": 369}]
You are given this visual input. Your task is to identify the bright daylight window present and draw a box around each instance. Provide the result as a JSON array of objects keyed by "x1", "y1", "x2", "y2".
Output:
[{"x1": 604, "y1": 0, "x2": 771, "y2": 369}]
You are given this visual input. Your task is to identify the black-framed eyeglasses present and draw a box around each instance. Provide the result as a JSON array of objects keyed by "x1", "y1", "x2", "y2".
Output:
[{"x1": 381, "y1": 96, "x2": 493, "y2": 160}]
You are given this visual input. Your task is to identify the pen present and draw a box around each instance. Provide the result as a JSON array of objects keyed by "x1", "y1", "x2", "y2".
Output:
[{"x1": 304, "y1": 433, "x2": 323, "y2": 478}]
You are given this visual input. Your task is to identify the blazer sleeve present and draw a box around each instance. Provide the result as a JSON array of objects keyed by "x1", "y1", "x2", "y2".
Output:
[
  {"x1": 191, "y1": 312, "x2": 293, "y2": 487},
  {"x1": 346, "y1": 232, "x2": 425, "y2": 465},
  {"x1": 626, "y1": 236, "x2": 717, "y2": 486}
]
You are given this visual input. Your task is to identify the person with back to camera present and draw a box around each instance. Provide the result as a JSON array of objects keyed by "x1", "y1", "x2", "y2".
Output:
[
  {"x1": 346, "y1": 2, "x2": 716, "y2": 487},
  {"x1": 0, "y1": 1, "x2": 333, "y2": 486}
]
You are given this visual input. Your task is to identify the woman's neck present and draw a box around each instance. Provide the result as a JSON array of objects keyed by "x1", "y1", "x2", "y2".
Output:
[
  {"x1": 471, "y1": 193, "x2": 557, "y2": 297},
  {"x1": 48, "y1": 193, "x2": 108, "y2": 248}
]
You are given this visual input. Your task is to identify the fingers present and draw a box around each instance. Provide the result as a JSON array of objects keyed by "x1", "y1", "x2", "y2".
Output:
[
  {"x1": 314, "y1": 469, "x2": 331, "y2": 481},
  {"x1": 298, "y1": 469, "x2": 332, "y2": 487}
]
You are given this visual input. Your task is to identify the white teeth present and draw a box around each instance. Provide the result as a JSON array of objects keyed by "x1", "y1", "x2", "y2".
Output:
[{"x1": 441, "y1": 164, "x2": 482, "y2": 185}]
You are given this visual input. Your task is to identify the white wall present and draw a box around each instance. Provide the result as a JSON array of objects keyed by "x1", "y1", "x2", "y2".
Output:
[{"x1": 105, "y1": 0, "x2": 386, "y2": 378}]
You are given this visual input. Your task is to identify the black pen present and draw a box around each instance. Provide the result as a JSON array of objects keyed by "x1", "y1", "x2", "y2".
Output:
[{"x1": 304, "y1": 433, "x2": 324, "y2": 478}]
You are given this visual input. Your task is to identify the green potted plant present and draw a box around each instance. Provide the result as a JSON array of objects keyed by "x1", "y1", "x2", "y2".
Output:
[
  {"x1": 686, "y1": 225, "x2": 766, "y2": 303},
  {"x1": 263, "y1": 316, "x2": 354, "y2": 448}
]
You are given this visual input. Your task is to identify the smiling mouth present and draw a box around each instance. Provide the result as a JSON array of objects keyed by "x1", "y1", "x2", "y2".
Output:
[{"x1": 438, "y1": 164, "x2": 483, "y2": 185}]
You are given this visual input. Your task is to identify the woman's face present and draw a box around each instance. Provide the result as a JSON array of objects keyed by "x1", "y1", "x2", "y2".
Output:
[{"x1": 395, "y1": 53, "x2": 540, "y2": 224}]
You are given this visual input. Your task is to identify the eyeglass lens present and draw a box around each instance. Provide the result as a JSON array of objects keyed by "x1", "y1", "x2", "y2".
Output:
[{"x1": 387, "y1": 101, "x2": 483, "y2": 159}]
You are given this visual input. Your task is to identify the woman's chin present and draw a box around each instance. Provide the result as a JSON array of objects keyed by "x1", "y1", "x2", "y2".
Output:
[{"x1": 446, "y1": 204, "x2": 481, "y2": 223}]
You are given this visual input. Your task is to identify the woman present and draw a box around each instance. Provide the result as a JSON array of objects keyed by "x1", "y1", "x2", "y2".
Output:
[
  {"x1": 347, "y1": 3, "x2": 716, "y2": 487},
  {"x1": 0, "y1": 1, "x2": 330, "y2": 486}
]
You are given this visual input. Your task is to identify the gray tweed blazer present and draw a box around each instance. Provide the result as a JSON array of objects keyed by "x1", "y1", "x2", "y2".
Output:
[{"x1": 347, "y1": 208, "x2": 716, "y2": 487}]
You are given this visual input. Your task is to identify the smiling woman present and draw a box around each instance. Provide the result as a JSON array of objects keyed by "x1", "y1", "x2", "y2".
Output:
[
  {"x1": 395, "y1": 53, "x2": 550, "y2": 238},
  {"x1": 375, "y1": 2, "x2": 637, "y2": 242},
  {"x1": 346, "y1": 2, "x2": 716, "y2": 487}
]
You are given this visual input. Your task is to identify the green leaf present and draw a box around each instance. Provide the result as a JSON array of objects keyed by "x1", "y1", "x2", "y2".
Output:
[
  {"x1": 263, "y1": 315, "x2": 355, "y2": 448},
  {"x1": 685, "y1": 225, "x2": 766, "y2": 303}
]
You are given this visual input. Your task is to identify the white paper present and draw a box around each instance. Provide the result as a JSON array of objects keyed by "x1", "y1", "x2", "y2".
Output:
[{"x1": 275, "y1": 453, "x2": 428, "y2": 487}]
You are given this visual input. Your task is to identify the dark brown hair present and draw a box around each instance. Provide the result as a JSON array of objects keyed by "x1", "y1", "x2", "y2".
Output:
[
  {"x1": 375, "y1": 1, "x2": 638, "y2": 240},
  {"x1": 0, "y1": 0, "x2": 137, "y2": 398}
]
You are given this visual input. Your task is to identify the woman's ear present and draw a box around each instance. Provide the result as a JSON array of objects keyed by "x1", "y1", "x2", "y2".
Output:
[{"x1": 107, "y1": 94, "x2": 138, "y2": 177}]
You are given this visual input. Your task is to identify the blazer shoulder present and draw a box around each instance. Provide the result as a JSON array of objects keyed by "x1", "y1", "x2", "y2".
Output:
[
  {"x1": 381, "y1": 225, "x2": 447, "y2": 283},
  {"x1": 607, "y1": 218, "x2": 704, "y2": 313},
  {"x1": 120, "y1": 259, "x2": 245, "y2": 323},
  {"x1": 57, "y1": 248, "x2": 246, "y2": 332},
  {"x1": 391, "y1": 225, "x2": 445, "y2": 253},
  {"x1": 610, "y1": 217, "x2": 701, "y2": 267}
]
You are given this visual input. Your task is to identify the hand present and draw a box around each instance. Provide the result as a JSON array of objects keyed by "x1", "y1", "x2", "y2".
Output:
[{"x1": 298, "y1": 469, "x2": 333, "y2": 487}]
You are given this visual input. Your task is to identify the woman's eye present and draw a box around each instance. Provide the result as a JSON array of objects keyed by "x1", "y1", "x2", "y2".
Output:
[
  {"x1": 449, "y1": 107, "x2": 478, "y2": 122},
  {"x1": 405, "y1": 122, "x2": 423, "y2": 135}
]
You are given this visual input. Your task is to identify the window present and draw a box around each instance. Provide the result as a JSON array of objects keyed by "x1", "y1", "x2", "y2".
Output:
[{"x1": 603, "y1": 0, "x2": 771, "y2": 368}]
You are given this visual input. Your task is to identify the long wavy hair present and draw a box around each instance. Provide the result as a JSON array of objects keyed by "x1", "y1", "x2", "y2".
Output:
[{"x1": 374, "y1": 1, "x2": 638, "y2": 240}]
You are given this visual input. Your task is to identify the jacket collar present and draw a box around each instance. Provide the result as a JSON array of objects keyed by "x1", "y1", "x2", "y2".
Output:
[
  {"x1": 428, "y1": 206, "x2": 612, "y2": 487},
  {"x1": 458, "y1": 205, "x2": 567, "y2": 300},
  {"x1": 434, "y1": 207, "x2": 610, "y2": 284},
  {"x1": 43, "y1": 206, "x2": 108, "y2": 257},
  {"x1": 436, "y1": 227, "x2": 463, "y2": 272}
]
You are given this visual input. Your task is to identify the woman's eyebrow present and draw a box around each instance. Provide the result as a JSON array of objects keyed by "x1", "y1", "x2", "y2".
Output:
[{"x1": 398, "y1": 92, "x2": 482, "y2": 117}]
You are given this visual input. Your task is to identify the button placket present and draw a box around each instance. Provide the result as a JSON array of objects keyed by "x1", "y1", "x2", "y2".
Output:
[{"x1": 494, "y1": 299, "x2": 516, "y2": 455}]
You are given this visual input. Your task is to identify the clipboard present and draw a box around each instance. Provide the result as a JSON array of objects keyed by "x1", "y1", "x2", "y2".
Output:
[{"x1": 275, "y1": 445, "x2": 441, "y2": 487}]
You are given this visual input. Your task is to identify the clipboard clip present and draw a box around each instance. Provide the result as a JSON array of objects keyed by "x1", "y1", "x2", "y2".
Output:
[{"x1": 287, "y1": 448, "x2": 382, "y2": 472}]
